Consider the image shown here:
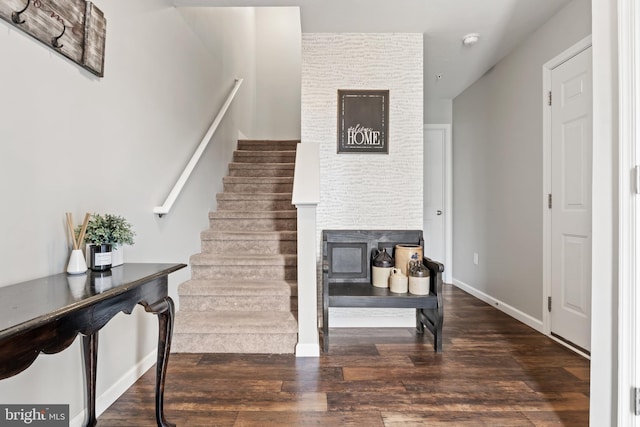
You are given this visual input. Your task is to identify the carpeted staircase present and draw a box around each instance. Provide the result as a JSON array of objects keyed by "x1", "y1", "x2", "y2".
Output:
[{"x1": 172, "y1": 140, "x2": 299, "y2": 354}]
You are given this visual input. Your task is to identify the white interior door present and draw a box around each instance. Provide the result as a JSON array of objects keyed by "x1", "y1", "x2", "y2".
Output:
[
  {"x1": 423, "y1": 125, "x2": 452, "y2": 283},
  {"x1": 550, "y1": 46, "x2": 592, "y2": 352}
]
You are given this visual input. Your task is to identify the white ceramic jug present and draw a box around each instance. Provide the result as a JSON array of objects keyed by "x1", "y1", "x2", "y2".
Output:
[{"x1": 389, "y1": 267, "x2": 408, "y2": 293}]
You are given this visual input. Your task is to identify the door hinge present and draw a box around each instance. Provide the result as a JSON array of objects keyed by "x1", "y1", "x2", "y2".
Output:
[
  {"x1": 634, "y1": 165, "x2": 640, "y2": 194},
  {"x1": 548, "y1": 91, "x2": 552, "y2": 106},
  {"x1": 548, "y1": 296, "x2": 552, "y2": 312},
  {"x1": 548, "y1": 194, "x2": 552, "y2": 209},
  {"x1": 634, "y1": 387, "x2": 640, "y2": 415}
]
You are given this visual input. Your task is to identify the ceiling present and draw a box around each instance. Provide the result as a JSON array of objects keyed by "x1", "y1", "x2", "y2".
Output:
[{"x1": 173, "y1": 0, "x2": 575, "y2": 99}]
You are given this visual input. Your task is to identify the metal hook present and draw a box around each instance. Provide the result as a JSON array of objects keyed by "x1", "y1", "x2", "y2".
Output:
[
  {"x1": 51, "y1": 25, "x2": 66, "y2": 49},
  {"x1": 11, "y1": 0, "x2": 31, "y2": 25}
]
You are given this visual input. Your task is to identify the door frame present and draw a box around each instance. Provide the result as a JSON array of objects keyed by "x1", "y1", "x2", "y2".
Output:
[
  {"x1": 542, "y1": 35, "x2": 592, "y2": 357},
  {"x1": 424, "y1": 124, "x2": 453, "y2": 284},
  {"x1": 618, "y1": 0, "x2": 639, "y2": 422}
]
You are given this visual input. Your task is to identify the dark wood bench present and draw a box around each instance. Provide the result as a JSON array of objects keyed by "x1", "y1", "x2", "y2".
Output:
[{"x1": 322, "y1": 229, "x2": 444, "y2": 353}]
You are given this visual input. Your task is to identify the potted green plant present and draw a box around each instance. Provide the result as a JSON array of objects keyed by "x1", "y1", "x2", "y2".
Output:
[{"x1": 79, "y1": 213, "x2": 135, "y2": 271}]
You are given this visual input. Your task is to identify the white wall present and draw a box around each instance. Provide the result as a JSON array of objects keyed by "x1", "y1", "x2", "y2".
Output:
[
  {"x1": 254, "y1": 7, "x2": 302, "y2": 139},
  {"x1": 425, "y1": 98, "x2": 452, "y2": 124},
  {"x1": 452, "y1": 0, "x2": 591, "y2": 321},
  {"x1": 0, "y1": 2, "x2": 257, "y2": 423},
  {"x1": 302, "y1": 33, "x2": 423, "y2": 326}
]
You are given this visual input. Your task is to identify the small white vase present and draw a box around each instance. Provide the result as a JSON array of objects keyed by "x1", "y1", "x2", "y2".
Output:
[{"x1": 67, "y1": 249, "x2": 88, "y2": 275}]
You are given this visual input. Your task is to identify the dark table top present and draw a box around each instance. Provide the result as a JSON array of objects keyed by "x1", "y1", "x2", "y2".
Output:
[{"x1": 0, "y1": 263, "x2": 186, "y2": 341}]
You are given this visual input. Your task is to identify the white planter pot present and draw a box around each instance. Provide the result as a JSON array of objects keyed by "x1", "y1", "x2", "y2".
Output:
[{"x1": 111, "y1": 244, "x2": 124, "y2": 267}]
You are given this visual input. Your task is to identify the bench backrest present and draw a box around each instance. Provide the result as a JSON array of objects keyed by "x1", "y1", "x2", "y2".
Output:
[{"x1": 322, "y1": 229, "x2": 425, "y2": 284}]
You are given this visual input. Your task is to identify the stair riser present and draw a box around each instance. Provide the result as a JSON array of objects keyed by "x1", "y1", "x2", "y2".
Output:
[
  {"x1": 191, "y1": 265, "x2": 296, "y2": 281},
  {"x1": 180, "y1": 295, "x2": 290, "y2": 312},
  {"x1": 209, "y1": 218, "x2": 297, "y2": 231},
  {"x1": 217, "y1": 200, "x2": 295, "y2": 211},
  {"x1": 172, "y1": 333, "x2": 297, "y2": 354},
  {"x1": 238, "y1": 141, "x2": 299, "y2": 151},
  {"x1": 233, "y1": 153, "x2": 296, "y2": 163},
  {"x1": 228, "y1": 167, "x2": 294, "y2": 178},
  {"x1": 223, "y1": 183, "x2": 294, "y2": 193},
  {"x1": 202, "y1": 240, "x2": 297, "y2": 254}
]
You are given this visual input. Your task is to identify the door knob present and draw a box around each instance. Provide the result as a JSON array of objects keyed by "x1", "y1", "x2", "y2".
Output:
[{"x1": 436, "y1": 210, "x2": 443, "y2": 216}]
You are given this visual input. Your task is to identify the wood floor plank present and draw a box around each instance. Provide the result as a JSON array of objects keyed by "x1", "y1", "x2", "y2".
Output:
[
  {"x1": 234, "y1": 411, "x2": 384, "y2": 426},
  {"x1": 381, "y1": 411, "x2": 535, "y2": 426},
  {"x1": 98, "y1": 284, "x2": 590, "y2": 426},
  {"x1": 523, "y1": 410, "x2": 590, "y2": 426},
  {"x1": 281, "y1": 379, "x2": 406, "y2": 393}
]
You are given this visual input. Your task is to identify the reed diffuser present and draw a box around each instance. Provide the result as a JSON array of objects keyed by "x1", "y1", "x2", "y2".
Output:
[{"x1": 66, "y1": 212, "x2": 90, "y2": 274}]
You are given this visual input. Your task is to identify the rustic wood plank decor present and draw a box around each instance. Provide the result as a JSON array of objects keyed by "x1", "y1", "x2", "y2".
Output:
[
  {"x1": 0, "y1": 0, "x2": 106, "y2": 76},
  {"x1": 99, "y1": 284, "x2": 590, "y2": 426}
]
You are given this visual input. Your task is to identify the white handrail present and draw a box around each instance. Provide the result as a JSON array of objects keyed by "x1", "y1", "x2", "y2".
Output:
[{"x1": 154, "y1": 78, "x2": 244, "y2": 217}]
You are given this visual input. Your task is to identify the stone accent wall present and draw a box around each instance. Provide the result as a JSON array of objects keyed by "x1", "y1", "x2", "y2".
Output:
[{"x1": 301, "y1": 33, "x2": 423, "y2": 326}]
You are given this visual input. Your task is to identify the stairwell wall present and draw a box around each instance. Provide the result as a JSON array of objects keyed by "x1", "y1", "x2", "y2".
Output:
[
  {"x1": 301, "y1": 33, "x2": 424, "y2": 326},
  {"x1": 0, "y1": 2, "x2": 257, "y2": 424}
]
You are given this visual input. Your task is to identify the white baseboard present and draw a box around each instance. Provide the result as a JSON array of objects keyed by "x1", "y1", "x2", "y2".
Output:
[
  {"x1": 452, "y1": 279, "x2": 544, "y2": 333},
  {"x1": 295, "y1": 342, "x2": 321, "y2": 357},
  {"x1": 328, "y1": 307, "x2": 415, "y2": 327},
  {"x1": 69, "y1": 351, "x2": 157, "y2": 427}
]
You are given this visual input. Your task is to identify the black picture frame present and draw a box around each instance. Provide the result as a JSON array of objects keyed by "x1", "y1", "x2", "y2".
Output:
[{"x1": 337, "y1": 89, "x2": 389, "y2": 154}]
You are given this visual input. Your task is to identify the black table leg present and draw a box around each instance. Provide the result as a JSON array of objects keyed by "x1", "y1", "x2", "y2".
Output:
[
  {"x1": 81, "y1": 333, "x2": 98, "y2": 427},
  {"x1": 149, "y1": 296, "x2": 175, "y2": 427}
]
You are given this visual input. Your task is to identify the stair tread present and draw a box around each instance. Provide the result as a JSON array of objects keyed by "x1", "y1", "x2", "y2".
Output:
[
  {"x1": 201, "y1": 230, "x2": 297, "y2": 240},
  {"x1": 223, "y1": 177, "x2": 293, "y2": 183},
  {"x1": 209, "y1": 210, "x2": 296, "y2": 219},
  {"x1": 238, "y1": 139, "x2": 300, "y2": 143},
  {"x1": 174, "y1": 311, "x2": 298, "y2": 334},
  {"x1": 179, "y1": 279, "x2": 294, "y2": 296},
  {"x1": 216, "y1": 193, "x2": 293, "y2": 200},
  {"x1": 229, "y1": 162, "x2": 295, "y2": 168},
  {"x1": 235, "y1": 150, "x2": 296, "y2": 154},
  {"x1": 190, "y1": 253, "x2": 297, "y2": 265}
]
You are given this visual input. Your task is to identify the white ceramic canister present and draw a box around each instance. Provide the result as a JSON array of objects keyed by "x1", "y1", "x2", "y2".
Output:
[
  {"x1": 394, "y1": 244, "x2": 423, "y2": 276},
  {"x1": 372, "y1": 248, "x2": 394, "y2": 288},
  {"x1": 408, "y1": 260, "x2": 430, "y2": 295},
  {"x1": 389, "y1": 267, "x2": 408, "y2": 293}
]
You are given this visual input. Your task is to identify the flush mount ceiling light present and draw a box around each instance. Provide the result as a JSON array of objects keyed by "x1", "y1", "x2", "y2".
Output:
[{"x1": 462, "y1": 33, "x2": 480, "y2": 46}]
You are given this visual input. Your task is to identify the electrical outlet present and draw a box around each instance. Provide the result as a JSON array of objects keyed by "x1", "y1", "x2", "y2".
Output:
[{"x1": 473, "y1": 252, "x2": 479, "y2": 265}]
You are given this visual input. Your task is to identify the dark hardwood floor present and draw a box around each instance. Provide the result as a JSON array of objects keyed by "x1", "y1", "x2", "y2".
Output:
[{"x1": 99, "y1": 284, "x2": 590, "y2": 426}]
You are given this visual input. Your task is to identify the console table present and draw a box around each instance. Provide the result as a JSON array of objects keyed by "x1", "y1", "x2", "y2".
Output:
[{"x1": 0, "y1": 263, "x2": 187, "y2": 427}]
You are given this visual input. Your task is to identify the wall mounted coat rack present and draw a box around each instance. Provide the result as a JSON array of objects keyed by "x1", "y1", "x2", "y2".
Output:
[{"x1": 0, "y1": 0, "x2": 106, "y2": 77}]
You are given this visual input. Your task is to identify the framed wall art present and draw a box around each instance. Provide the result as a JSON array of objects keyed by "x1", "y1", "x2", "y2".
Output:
[
  {"x1": 0, "y1": 0, "x2": 106, "y2": 77},
  {"x1": 337, "y1": 89, "x2": 389, "y2": 154}
]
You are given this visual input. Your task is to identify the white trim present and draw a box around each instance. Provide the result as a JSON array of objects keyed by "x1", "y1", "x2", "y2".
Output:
[
  {"x1": 618, "y1": 0, "x2": 639, "y2": 423},
  {"x1": 69, "y1": 350, "x2": 156, "y2": 427},
  {"x1": 452, "y1": 279, "x2": 544, "y2": 333},
  {"x1": 541, "y1": 35, "x2": 592, "y2": 338},
  {"x1": 424, "y1": 124, "x2": 453, "y2": 283},
  {"x1": 549, "y1": 335, "x2": 591, "y2": 360},
  {"x1": 295, "y1": 342, "x2": 321, "y2": 357}
]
